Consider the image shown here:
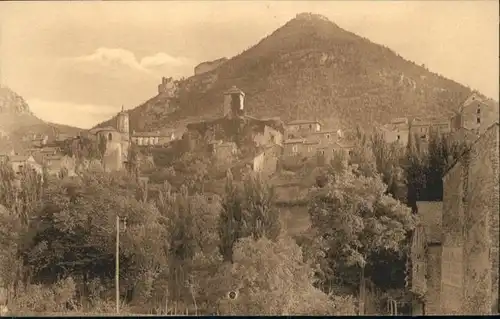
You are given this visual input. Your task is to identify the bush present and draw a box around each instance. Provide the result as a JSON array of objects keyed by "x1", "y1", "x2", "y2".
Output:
[{"x1": 9, "y1": 277, "x2": 77, "y2": 315}]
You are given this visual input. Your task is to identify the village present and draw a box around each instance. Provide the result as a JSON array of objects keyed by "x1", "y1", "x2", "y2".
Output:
[
  {"x1": 1, "y1": 72, "x2": 499, "y2": 315},
  {"x1": 1, "y1": 79, "x2": 497, "y2": 186}
]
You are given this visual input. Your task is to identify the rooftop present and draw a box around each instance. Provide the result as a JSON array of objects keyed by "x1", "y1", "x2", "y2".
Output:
[
  {"x1": 286, "y1": 119, "x2": 322, "y2": 126},
  {"x1": 8, "y1": 155, "x2": 34, "y2": 162},
  {"x1": 224, "y1": 85, "x2": 245, "y2": 96},
  {"x1": 90, "y1": 126, "x2": 117, "y2": 134},
  {"x1": 284, "y1": 138, "x2": 305, "y2": 144}
]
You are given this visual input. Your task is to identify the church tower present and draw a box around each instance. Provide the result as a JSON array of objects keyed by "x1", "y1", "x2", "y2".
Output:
[
  {"x1": 116, "y1": 106, "x2": 130, "y2": 166},
  {"x1": 117, "y1": 105, "x2": 130, "y2": 134},
  {"x1": 223, "y1": 86, "x2": 245, "y2": 119}
]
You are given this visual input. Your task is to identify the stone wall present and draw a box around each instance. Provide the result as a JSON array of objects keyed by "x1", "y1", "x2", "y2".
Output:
[
  {"x1": 441, "y1": 162, "x2": 466, "y2": 314},
  {"x1": 463, "y1": 123, "x2": 499, "y2": 313},
  {"x1": 416, "y1": 201, "x2": 443, "y2": 244},
  {"x1": 426, "y1": 245, "x2": 442, "y2": 314},
  {"x1": 253, "y1": 125, "x2": 283, "y2": 147},
  {"x1": 441, "y1": 123, "x2": 499, "y2": 314}
]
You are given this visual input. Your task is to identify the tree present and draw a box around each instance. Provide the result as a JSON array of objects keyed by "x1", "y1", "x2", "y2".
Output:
[
  {"x1": 156, "y1": 183, "x2": 221, "y2": 313},
  {"x1": 212, "y1": 236, "x2": 356, "y2": 315},
  {"x1": 98, "y1": 135, "x2": 107, "y2": 159},
  {"x1": 403, "y1": 130, "x2": 469, "y2": 207},
  {"x1": 308, "y1": 160, "x2": 416, "y2": 296},
  {"x1": 218, "y1": 170, "x2": 281, "y2": 263},
  {"x1": 0, "y1": 163, "x2": 44, "y2": 296},
  {"x1": 170, "y1": 152, "x2": 211, "y2": 194},
  {"x1": 20, "y1": 170, "x2": 168, "y2": 309},
  {"x1": 218, "y1": 170, "x2": 243, "y2": 263},
  {"x1": 240, "y1": 172, "x2": 281, "y2": 241}
]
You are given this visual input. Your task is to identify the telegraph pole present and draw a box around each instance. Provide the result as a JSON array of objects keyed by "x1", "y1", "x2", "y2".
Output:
[
  {"x1": 115, "y1": 215, "x2": 126, "y2": 314},
  {"x1": 115, "y1": 214, "x2": 120, "y2": 314}
]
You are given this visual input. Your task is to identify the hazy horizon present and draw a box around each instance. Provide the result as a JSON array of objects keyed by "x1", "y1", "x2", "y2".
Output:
[{"x1": 1, "y1": 1, "x2": 498, "y2": 129}]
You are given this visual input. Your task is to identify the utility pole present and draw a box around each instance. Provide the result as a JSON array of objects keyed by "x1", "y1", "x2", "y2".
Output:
[
  {"x1": 115, "y1": 215, "x2": 120, "y2": 314},
  {"x1": 115, "y1": 215, "x2": 127, "y2": 314}
]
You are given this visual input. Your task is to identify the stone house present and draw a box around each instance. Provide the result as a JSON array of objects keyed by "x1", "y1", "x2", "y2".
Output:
[
  {"x1": 283, "y1": 138, "x2": 310, "y2": 157},
  {"x1": 451, "y1": 93, "x2": 499, "y2": 136},
  {"x1": 131, "y1": 131, "x2": 161, "y2": 146},
  {"x1": 31, "y1": 135, "x2": 48, "y2": 148},
  {"x1": 380, "y1": 117, "x2": 411, "y2": 146},
  {"x1": 251, "y1": 144, "x2": 282, "y2": 176},
  {"x1": 409, "y1": 117, "x2": 451, "y2": 142},
  {"x1": 6, "y1": 155, "x2": 43, "y2": 175},
  {"x1": 229, "y1": 144, "x2": 282, "y2": 179},
  {"x1": 316, "y1": 139, "x2": 354, "y2": 166},
  {"x1": 284, "y1": 120, "x2": 322, "y2": 139},
  {"x1": 27, "y1": 146, "x2": 62, "y2": 164},
  {"x1": 43, "y1": 154, "x2": 77, "y2": 177},
  {"x1": 249, "y1": 119, "x2": 284, "y2": 147},
  {"x1": 55, "y1": 133, "x2": 75, "y2": 143},
  {"x1": 418, "y1": 122, "x2": 500, "y2": 315},
  {"x1": 210, "y1": 140, "x2": 238, "y2": 166}
]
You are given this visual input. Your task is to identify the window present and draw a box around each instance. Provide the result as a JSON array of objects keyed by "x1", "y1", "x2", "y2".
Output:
[
  {"x1": 309, "y1": 124, "x2": 312, "y2": 130},
  {"x1": 108, "y1": 133, "x2": 112, "y2": 141},
  {"x1": 477, "y1": 117, "x2": 481, "y2": 124},
  {"x1": 421, "y1": 134, "x2": 427, "y2": 139},
  {"x1": 477, "y1": 108, "x2": 481, "y2": 114},
  {"x1": 397, "y1": 135, "x2": 401, "y2": 140},
  {"x1": 292, "y1": 145, "x2": 298, "y2": 153},
  {"x1": 319, "y1": 150, "x2": 325, "y2": 156},
  {"x1": 326, "y1": 134, "x2": 331, "y2": 139}
]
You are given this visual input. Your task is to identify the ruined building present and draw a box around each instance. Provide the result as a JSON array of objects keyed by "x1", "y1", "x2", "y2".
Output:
[{"x1": 157, "y1": 77, "x2": 177, "y2": 97}]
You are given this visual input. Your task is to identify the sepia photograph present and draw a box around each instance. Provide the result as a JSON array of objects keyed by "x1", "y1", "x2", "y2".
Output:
[{"x1": 0, "y1": 0, "x2": 498, "y2": 316}]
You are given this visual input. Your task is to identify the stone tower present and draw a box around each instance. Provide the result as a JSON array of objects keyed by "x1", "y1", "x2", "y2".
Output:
[
  {"x1": 223, "y1": 86, "x2": 245, "y2": 119},
  {"x1": 116, "y1": 106, "x2": 130, "y2": 165},
  {"x1": 96, "y1": 127, "x2": 123, "y2": 172}
]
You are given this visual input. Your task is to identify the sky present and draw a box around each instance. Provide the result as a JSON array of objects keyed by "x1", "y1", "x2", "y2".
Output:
[{"x1": 0, "y1": 0, "x2": 498, "y2": 129}]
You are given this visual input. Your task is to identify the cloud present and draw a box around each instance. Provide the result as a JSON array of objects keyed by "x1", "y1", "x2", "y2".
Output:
[
  {"x1": 27, "y1": 98, "x2": 120, "y2": 129},
  {"x1": 70, "y1": 47, "x2": 194, "y2": 74},
  {"x1": 141, "y1": 52, "x2": 192, "y2": 68}
]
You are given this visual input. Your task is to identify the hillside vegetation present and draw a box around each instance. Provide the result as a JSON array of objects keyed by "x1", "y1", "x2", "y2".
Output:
[{"x1": 96, "y1": 12, "x2": 472, "y2": 132}]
